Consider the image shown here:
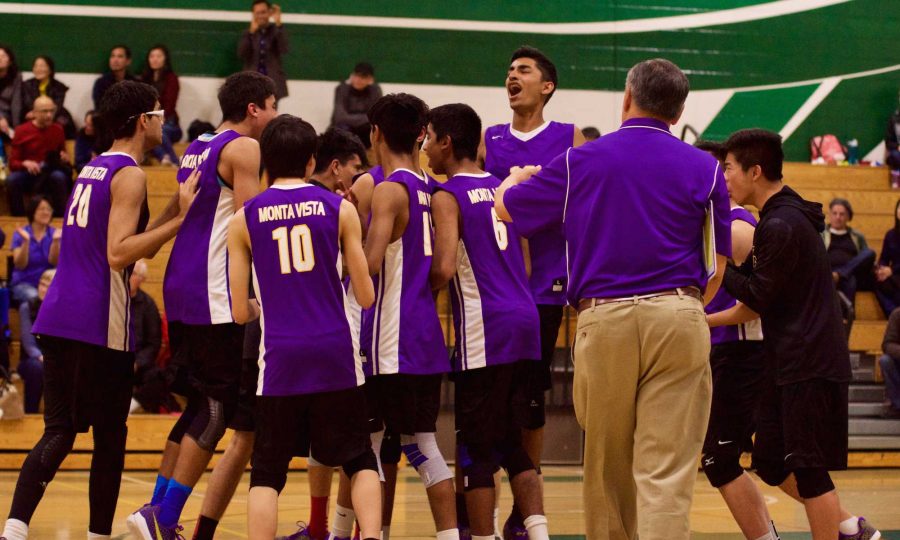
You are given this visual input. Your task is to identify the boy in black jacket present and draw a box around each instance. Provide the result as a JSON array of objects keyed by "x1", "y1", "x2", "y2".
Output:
[{"x1": 720, "y1": 129, "x2": 879, "y2": 540}]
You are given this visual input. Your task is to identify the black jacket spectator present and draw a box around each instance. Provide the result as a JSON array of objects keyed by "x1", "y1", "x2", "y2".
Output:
[
  {"x1": 724, "y1": 186, "x2": 851, "y2": 385},
  {"x1": 92, "y1": 71, "x2": 135, "y2": 110},
  {"x1": 887, "y1": 107, "x2": 900, "y2": 170},
  {"x1": 875, "y1": 199, "x2": 900, "y2": 316},
  {"x1": 0, "y1": 45, "x2": 24, "y2": 136},
  {"x1": 238, "y1": 23, "x2": 289, "y2": 100}
]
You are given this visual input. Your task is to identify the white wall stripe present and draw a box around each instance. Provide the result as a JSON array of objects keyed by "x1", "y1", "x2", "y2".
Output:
[
  {"x1": 0, "y1": 0, "x2": 849, "y2": 35},
  {"x1": 779, "y1": 77, "x2": 841, "y2": 140}
]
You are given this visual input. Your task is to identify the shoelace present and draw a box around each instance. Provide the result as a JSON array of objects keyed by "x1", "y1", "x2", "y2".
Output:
[{"x1": 175, "y1": 524, "x2": 186, "y2": 540}]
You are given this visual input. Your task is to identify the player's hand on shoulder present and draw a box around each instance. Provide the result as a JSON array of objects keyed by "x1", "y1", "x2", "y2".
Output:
[
  {"x1": 509, "y1": 165, "x2": 541, "y2": 183},
  {"x1": 178, "y1": 168, "x2": 201, "y2": 218}
]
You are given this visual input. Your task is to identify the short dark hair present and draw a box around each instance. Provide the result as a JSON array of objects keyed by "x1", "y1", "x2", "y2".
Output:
[
  {"x1": 260, "y1": 115, "x2": 317, "y2": 183},
  {"x1": 694, "y1": 139, "x2": 725, "y2": 160},
  {"x1": 353, "y1": 62, "x2": 374, "y2": 77},
  {"x1": 829, "y1": 198, "x2": 854, "y2": 220},
  {"x1": 510, "y1": 46, "x2": 558, "y2": 104},
  {"x1": 428, "y1": 103, "x2": 482, "y2": 162},
  {"x1": 251, "y1": 0, "x2": 271, "y2": 8},
  {"x1": 97, "y1": 80, "x2": 159, "y2": 139},
  {"x1": 33, "y1": 55, "x2": 55, "y2": 79},
  {"x1": 218, "y1": 71, "x2": 276, "y2": 123},
  {"x1": 626, "y1": 58, "x2": 690, "y2": 120},
  {"x1": 111, "y1": 44, "x2": 132, "y2": 60},
  {"x1": 581, "y1": 126, "x2": 601, "y2": 141},
  {"x1": 367, "y1": 93, "x2": 428, "y2": 155},
  {"x1": 26, "y1": 196, "x2": 52, "y2": 224},
  {"x1": 314, "y1": 128, "x2": 366, "y2": 174},
  {"x1": 722, "y1": 129, "x2": 784, "y2": 181}
]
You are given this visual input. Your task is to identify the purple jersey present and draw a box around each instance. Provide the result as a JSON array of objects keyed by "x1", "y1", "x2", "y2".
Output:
[
  {"x1": 164, "y1": 130, "x2": 243, "y2": 325},
  {"x1": 33, "y1": 152, "x2": 149, "y2": 351},
  {"x1": 484, "y1": 121, "x2": 574, "y2": 305},
  {"x1": 436, "y1": 172, "x2": 540, "y2": 371},
  {"x1": 706, "y1": 206, "x2": 762, "y2": 345},
  {"x1": 361, "y1": 168, "x2": 448, "y2": 375},
  {"x1": 245, "y1": 184, "x2": 363, "y2": 396}
]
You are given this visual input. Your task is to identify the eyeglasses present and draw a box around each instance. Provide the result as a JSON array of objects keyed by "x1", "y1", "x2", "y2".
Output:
[{"x1": 125, "y1": 109, "x2": 165, "y2": 123}]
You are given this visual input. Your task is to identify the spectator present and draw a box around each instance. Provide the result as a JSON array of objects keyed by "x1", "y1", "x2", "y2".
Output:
[
  {"x1": 238, "y1": 1, "x2": 288, "y2": 102},
  {"x1": 823, "y1": 198, "x2": 875, "y2": 307},
  {"x1": 330, "y1": 62, "x2": 382, "y2": 148},
  {"x1": 11, "y1": 196, "x2": 59, "y2": 308},
  {"x1": 0, "y1": 44, "x2": 24, "y2": 140},
  {"x1": 74, "y1": 110, "x2": 98, "y2": 172},
  {"x1": 128, "y1": 260, "x2": 167, "y2": 414},
  {"x1": 22, "y1": 56, "x2": 76, "y2": 139},
  {"x1": 581, "y1": 126, "x2": 601, "y2": 141},
  {"x1": 140, "y1": 44, "x2": 181, "y2": 166},
  {"x1": 880, "y1": 306, "x2": 900, "y2": 418},
  {"x1": 887, "y1": 90, "x2": 899, "y2": 173},
  {"x1": 91, "y1": 44, "x2": 134, "y2": 109},
  {"x1": 7, "y1": 96, "x2": 70, "y2": 216},
  {"x1": 875, "y1": 199, "x2": 900, "y2": 316},
  {"x1": 17, "y1": 268, "x2": 55, "y2": 413}
]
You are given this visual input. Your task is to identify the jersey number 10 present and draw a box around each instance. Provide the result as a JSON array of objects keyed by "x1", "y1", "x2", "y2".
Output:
[{"x1": 272, "y1": 225, "x2": 316, "y2": 274}]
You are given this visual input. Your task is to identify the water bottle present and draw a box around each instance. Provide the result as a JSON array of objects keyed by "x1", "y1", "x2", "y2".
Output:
[{"x1": 846, "y1": 139, "x2": 859, "y2": 165}]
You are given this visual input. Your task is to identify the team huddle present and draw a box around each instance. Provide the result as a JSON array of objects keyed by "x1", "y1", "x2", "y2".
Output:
[{"x1": 0, "y1": 44, "x2": 882, "y2": 540}]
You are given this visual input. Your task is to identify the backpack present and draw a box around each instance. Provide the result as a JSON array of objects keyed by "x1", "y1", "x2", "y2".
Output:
[{"x1": 810, "y1": 134, "x2": 846, "y2": 164}]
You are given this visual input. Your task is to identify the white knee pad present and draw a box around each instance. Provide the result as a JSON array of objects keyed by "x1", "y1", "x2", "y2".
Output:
[
  {"x1": 370, "y1": 430, "x2": 386, "y2": 482},
  {"x1": 401, "y1": 432, "x2": 452, "y2": 488},
  {"x1": 307, "y1": 454, "x2": 324, "y2": 468}
]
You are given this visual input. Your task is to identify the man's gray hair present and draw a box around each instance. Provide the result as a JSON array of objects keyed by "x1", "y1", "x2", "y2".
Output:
[{"x1": 625, "y1": 58, "x2": 690, "y2": 121}]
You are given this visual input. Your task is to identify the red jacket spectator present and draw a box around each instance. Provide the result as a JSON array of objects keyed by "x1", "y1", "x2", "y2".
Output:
[{"x1": 9, "y1": 120, "x2": 64, "y2": 171}]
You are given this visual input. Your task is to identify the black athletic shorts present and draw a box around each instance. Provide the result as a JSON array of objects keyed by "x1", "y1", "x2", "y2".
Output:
[
  {"x1": 230, "y1": 319, "x2": 262, "y2": 432},
  {"x1": 252, "y1": 386, "x2": 371, "y2": 478},
  {"x1": 518, "y1": 304, "x2": 564, "y2": 429},
  {"x1": 367, "y1": 373, "x2": 442, "y2": 435},
  {"x1": 752, "y1": 377, "x2": 849, "y2": 479},
  {"x1": 702, "y1": 341, "x2": 766, "y2": 457},
  {"x1": 37, "y1": 335, "x2": 134, "y2": 433},
  {"x1": 454, "y1": 362, "x2": 528, "y2": 462},
  {"x1": 167, "y1": 321, "x2": 244, "y2": 405}
]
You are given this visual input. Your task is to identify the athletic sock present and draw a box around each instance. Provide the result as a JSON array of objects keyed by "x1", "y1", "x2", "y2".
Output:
[
  {"x1": 752, "y1": 532, "x2": 776, "y2": 540},
  {"x1": 839, "y1": 516, "x2": 861, "y2": 536},
  {"x1": 382, "y1": 524, "x2": 391, "y2": 540},
  {"x1": 770, "y1": 520, "x2": 780, "y2": 540},
  {"x1": 151, "y1": 474, "x2": 170, "y2": 506},
  {"x1": 472, "y1": 536, "x2": 494, "y2": 540},
  {"x1": 493, "y1": 506, "x2": 500, "y2": 538},
  {"x1": 158, "y1": 478, "x2": 192, "y2": 528},
  {"x1": 436, "y1": 528, "x2": 460, "y2": 540},
  {"x1": 2, "y1": 519, "x2": 28, "y2": 540},
  {"x1": 523, "y1": 515, "x2": 549, "y2": 540},
  {"x1": 331, "y1": 504, "x2": 356, "y2": 538},
  {"x1": 309, "y1": 495, "x2": 330, "y2": 539},
  {"x1": 87, "y1": 533, "x2": 111, "y2": 539},
  {"x1": 456, "y1": 493, "x2": 469, "y2": 527},
  {"x1": 192, "y1": 515, "x2": 219, "y2": 540}
]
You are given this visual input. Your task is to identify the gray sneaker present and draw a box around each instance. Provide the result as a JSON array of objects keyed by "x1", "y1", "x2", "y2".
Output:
[{"x1": 838, "y1": 517, "x2": 881, "y2": 540}]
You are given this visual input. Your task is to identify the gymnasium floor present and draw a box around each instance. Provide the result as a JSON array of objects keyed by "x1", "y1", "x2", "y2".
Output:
[{"x1": 1, "y1": 466, "x2": 898, "y2": 539}]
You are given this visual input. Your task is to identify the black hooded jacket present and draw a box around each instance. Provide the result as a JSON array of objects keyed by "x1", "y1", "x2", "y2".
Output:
[{"x1": 723, "y1": 185, "x2": 851, "y2": 385}]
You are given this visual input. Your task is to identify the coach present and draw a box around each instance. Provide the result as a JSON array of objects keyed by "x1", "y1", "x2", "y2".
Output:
[{"x1": 495, "y1": 58, "x2": 731, "y2": 540}]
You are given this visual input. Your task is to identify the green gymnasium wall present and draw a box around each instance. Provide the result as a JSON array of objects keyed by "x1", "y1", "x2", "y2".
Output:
[{"x1": 1, "y1": 0, "x2": 898, "y2": 160}]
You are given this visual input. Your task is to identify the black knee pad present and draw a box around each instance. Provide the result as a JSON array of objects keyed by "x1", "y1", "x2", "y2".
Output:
[
  {"x1": 381, "y1": 430, "x2": 402, "y2": 465},
  {"x1": 462, "y1": 459, "x2": 497, "y2": 491},
  {"x1": 168, "y1": 398, "x2": 200, "y2": 444},
  {"x1": 186, "y1": 396, "x2": 230, "y2": 452},
  {"x1": 499, "y1": 444, "x2": 535, "y2": 480},
  {"x1": 794, "y1": 468, "x2": 835, "y2": 499},
  {"x1": 753, "y1": 459, "x2": 789, "y2": 488},
  {"x1": 249, "y1": 465, "x2": 288, "y2": 494},
  {"x1": 342, "y1": 449, "x2": 379, "y2": 479},
  {"x1": 701, "y1": 451, "x2": 744, "y2": 488},
  {"x1": 38, "y1": 430, "x2": 76, "y2": 476}
]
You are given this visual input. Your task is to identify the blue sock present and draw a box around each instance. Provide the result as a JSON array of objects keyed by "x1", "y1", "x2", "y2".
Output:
[
  {"x1": 151, "y1": 474, "x2": 169, "y2": 506},
  {"x1": 158, "y1": 478, "x2": 192, "y2": 527}
]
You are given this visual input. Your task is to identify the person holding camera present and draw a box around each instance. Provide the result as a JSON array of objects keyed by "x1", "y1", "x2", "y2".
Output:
[
  {"x1": 238, "y1": 1, "x2": 289, "y2": 103},
  {"x1": 7, "y1": 95, "x2": 70, "y2": 216}
]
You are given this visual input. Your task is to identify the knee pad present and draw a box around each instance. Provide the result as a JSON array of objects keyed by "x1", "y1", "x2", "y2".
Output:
[
  {"x1": 168, "y1": 398, "x2": 200, "y2": 444},
  {"x1": 381, "y1": 430, "x2": 402, "y2": 465},
  {"x1": 400, "y1": 432, "x2": 452, "y2": 488},
  {"x1": 342, "y1": 449, "x2": 378, "y2": 479},
  {"x1": 701, "y1": 451, "x2": 745, "y2": 488},
  {"x1": 249, "y1": 466, "x2": 288, "y2": 494},
  {"x1": 307, "y1": 454, "x2": 325, "y2": 468},
  {"x1": 794, "y1": 468, "x2": 835, "y2": 499},
  {"x1": 370, "y1": 430, "x2": 386, "y2": 482},
  {"x1": 461, "y1": 452, "x2": 496, "y2": 492},
  {"x1": 187, "y1": 396, "x2": 228, "y2": 452},
  {"x1": 38, "y1": 431, "x2": 76, "y2": 476},
  {"x1": 754, "y1": 459, "x2": 789, "y2": 488},
  {"x1": 499, "y1": 444, "x2": 534, "y2": 480}
]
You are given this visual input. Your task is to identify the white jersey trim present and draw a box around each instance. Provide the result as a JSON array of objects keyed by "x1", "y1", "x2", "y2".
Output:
[
  {"x1": 207, "y1": 188, "x2": 235, "y2": 323},
  {"x1": 510, "y1": 121, "x2": 551, "y2": 142},
  {"x1": 107, "y1": 268, "x2": 129, "y2": 351},
  {"x1": 252, "y1": 266, "x2": 267, "y2": 395},
  {"x1": 454, "y1": 241, "x2": 487, "y2": 370},
  {"x1": 373, "y1": 240, "x2": 403, "y2": 374}
]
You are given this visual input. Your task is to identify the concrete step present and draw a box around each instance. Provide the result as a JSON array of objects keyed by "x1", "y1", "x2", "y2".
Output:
[
  {"x1": 849, "y1": 384, "x2": 885, "y2": 402},
  {"x1": 852, "y1": 367, "x2": 876, "y2": 382},
  {"x1": 849, "y1": 402, "x2": 886, "y2": 416},
  {"x1": 848, "y1": 418, "x2": 900, "y2": 436},
  {"x1": 848, "y1": 435, "x2": 900, "y2": 450}
]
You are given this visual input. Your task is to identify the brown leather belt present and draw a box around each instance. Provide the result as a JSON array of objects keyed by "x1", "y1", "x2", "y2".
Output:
[{"x1": 577, "y1": 286, "x2": 703, "y2": 313}]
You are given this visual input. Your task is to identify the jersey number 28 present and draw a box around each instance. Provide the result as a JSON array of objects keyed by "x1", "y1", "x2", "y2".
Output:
[{"x1": 66, "y1": 183, "x2": 92, "y2": 228}]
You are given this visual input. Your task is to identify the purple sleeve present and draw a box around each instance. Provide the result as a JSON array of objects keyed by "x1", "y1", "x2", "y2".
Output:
[
  {"x1": 711, "y1": 165, "x2": 732, "y2": 258},
  {"x1": 502, "y1": 150, "x2": 568, "y2": 238},
  {"x1": 11, "y1": 232, "x2": 23, "y2": 250}
]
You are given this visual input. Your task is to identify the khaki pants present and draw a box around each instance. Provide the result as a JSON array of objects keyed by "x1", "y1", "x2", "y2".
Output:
[{"x1": 573, "y1": 293, "x2": 712, "y2": 540}]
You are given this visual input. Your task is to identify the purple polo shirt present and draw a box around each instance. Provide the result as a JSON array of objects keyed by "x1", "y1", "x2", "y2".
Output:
[{"x1": 503, "y1": 117, "x2": 731, "y2": 306}]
